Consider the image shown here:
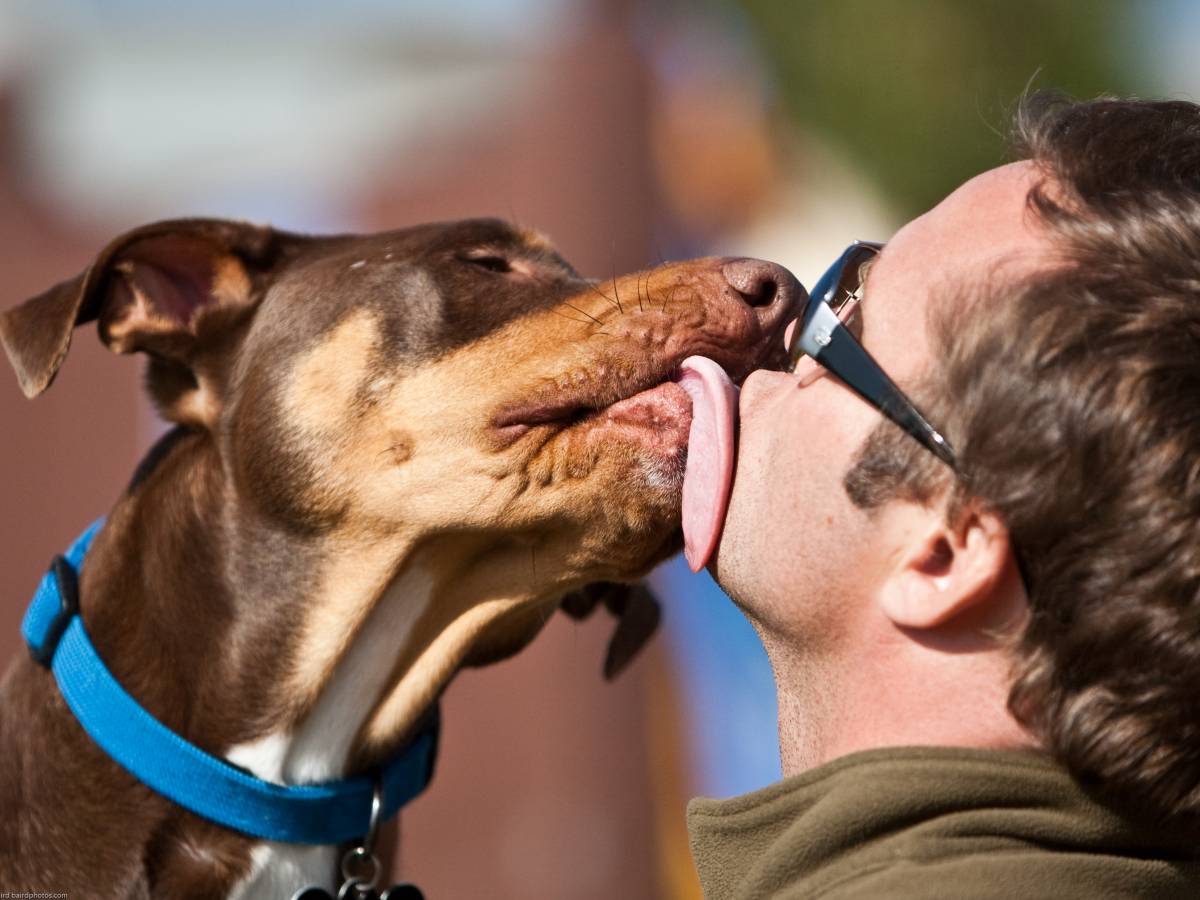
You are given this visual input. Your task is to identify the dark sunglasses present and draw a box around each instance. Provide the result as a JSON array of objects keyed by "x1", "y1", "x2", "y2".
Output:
[{"x1": 787, "y1": 241, "x2": 956, "y2": 468}]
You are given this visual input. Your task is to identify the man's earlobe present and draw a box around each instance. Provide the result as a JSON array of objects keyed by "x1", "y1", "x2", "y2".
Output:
[{"x1": 877, "y1": 501, "x2": 1014, "y2": 631}]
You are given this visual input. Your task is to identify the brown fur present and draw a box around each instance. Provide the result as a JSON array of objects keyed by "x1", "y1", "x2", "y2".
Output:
[{"x1": 0, "y1": 217, "x2": 796, "y2": 897}]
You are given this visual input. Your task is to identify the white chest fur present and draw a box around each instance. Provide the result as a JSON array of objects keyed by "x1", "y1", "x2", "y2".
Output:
[{"x1": 225, "y1": 565, "x2": 434, "y2": 898}]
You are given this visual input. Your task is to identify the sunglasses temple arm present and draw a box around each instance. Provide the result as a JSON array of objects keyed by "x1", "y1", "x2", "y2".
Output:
[{"x1": 814, "y1": 323, "x2": 957, "y2": 468}]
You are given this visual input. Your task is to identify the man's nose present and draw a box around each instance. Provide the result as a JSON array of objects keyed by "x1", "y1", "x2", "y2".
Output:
[
  {"x1": 720, "y1": 258, "x2": 804, "y2": 333},
  {"x1": 792, "y1": 354, "x2": 827, "y2": 387}
]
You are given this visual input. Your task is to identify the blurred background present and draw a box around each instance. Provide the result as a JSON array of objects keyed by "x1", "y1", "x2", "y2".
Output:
[{"x1": 0, "y1": 0, "x2": 1177, "y2": 896}]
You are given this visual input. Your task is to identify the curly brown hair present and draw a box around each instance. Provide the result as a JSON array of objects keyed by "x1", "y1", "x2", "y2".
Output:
[{"x1": 845, "y1": 93, "x2": 1200, "y2": 823}]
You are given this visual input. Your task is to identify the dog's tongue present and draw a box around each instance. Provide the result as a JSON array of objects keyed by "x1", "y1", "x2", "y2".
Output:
[{"x1": 675, "y1": 356, "x2": 739, "y2": 572}]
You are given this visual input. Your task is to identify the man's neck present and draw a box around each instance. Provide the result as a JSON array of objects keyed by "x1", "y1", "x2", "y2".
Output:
[{"x1": 764, "y1": 615, "x2": 1036, "y2": 778}]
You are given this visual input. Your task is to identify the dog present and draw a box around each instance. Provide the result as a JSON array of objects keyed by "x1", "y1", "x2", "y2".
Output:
[{"x1": 0, "y1": 217, "x2": 796, "y2": 898}]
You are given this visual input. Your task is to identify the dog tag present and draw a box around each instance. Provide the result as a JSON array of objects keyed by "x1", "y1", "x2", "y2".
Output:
[
  {"x1": 290, "y1": 874, "x2": 424, "y2": 897},
  {"x1": 380, "y1": 885, "x2": 425, "y2": 900}
]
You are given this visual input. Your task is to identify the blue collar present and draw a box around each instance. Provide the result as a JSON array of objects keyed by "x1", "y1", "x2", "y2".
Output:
[{"x1": 21, "y1": 519, "x2": 438, "y2": 846}]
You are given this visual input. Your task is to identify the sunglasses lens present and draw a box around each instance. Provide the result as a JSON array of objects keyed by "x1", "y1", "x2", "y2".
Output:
[
  {"x1": 788, "y1": 244, "x2": 880, "y2": 369},
  {"x1": 830, "y1": 246, "x2": 877, "y2": 312}
]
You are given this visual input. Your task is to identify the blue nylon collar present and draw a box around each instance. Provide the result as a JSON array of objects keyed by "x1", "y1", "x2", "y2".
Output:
[{"x1": 22, "y1": 519, "x2": 438, "y2": 846}]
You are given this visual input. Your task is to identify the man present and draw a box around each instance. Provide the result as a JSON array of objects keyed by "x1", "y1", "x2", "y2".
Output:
[{"x1": 688, "y1": 95, "x2": 1200, "y2": 898}]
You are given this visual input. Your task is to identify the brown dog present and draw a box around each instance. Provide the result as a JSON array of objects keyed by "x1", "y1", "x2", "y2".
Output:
[{"x1": 0, "y1": 217, "x2": 796, "y2": 898}]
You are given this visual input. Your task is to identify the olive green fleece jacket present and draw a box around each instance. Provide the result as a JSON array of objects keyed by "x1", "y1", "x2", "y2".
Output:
[{"x1": 687, "y1": 746, "x2": 1200, "y2": 899}]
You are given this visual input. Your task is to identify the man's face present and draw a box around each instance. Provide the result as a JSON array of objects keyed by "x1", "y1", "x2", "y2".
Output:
[{"x1": 713, "y1": 161, "x2": 1050, "y2": 648}]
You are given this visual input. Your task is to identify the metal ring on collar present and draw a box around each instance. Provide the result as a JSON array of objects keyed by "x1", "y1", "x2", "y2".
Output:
[{"x1": 340, "y1": 845, "x2": 381, "y2": 893}]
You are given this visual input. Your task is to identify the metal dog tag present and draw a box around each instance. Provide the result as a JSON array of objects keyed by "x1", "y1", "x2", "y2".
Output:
[
  {"x1": 290, "y1": 883, "x2": 425, "y2": 900},
  {"x1": 380, "y1": 885, "x2": 425, "y2": 899},
  {"x1": 291, "y1": 774, "x2": 426, "y2": 899}
]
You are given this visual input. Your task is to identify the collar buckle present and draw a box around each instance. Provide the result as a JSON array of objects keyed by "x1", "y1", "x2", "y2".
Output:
[{"x1": 29, "y1": 555, "x2": 80, "y2": 667}]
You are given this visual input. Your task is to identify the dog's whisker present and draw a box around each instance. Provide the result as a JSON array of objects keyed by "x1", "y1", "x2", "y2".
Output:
[
  {"x1": 552, "y1": 310, "x2": 594, "y2": 327},
  {"x1": 587, "y1": 281, "x2": 620, "y2": 312},
  {"x1": 538, "y1": 593, "x2": 555, "y2": 628},
  {"x1": 563, "y1": 303, "x2": 604, "y2": 327},
  {"x1": 611, "y1": 269, "x2": 624, "y2": 314},
  {"x1": 664, "y1": 281, "x2": 681, "y2": 314}
]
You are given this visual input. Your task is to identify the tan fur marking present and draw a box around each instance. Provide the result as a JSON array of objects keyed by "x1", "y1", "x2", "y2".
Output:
[
  {"x1": 211, "y1": 255, "x2": 252, "y2": 305},
  {"x1": 339, "y1": 332, "x2": 540, "y2": 531},
  {"x1": 343, "y1": 285, "x2": 667, "y2": 534},
  {"x1": 351, "y1": 532, "x2": 568, "y2": 747},
  {"x1": 104, "y1": 271, "x2": 177, "y2": 354},
  {"x1": 283, "y1": 310, "x2": 381, "y2": 436},
  {"x1": 173, "y1": 376, "x2": 221, "y2": 427},
  {"x1": 284, "y1": 535, "x2": 418, "y2": 716},
  {"x1": 363, "y1": 595, "x2": 529, "y2": 746},
  {"x1": 518, "y1": 227, "x2": 556, "y2": 254}
]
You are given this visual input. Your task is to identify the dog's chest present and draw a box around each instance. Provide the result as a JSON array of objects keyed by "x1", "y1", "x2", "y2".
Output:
[
  {"x1": 221, "y1": 564, "x2": 436, "y2": 896},
  {"x1": 227, "y1": 842, "x2": 337, "y2": 899}
]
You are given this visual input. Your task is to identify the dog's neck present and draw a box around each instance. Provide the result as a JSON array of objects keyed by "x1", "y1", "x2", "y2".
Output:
[
  {"x1": 222, "y1": 538, "x2": 437, "y2": 785},
  {"x1": 80, "y1": 427, "x2": 437, "y2": 782},
  {"x1": 9, "y1": 426, "x2": 566, "y2": 894},
  {"x1": 78, "y1": 426, "x2": 555, "y2": 788}
]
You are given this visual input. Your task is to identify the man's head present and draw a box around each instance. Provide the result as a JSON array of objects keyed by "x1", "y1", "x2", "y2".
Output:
[
  {"x1": 718, "y1": 94, "x2": 1200, "y2": 822},
  {"x1": 716, "y1": 160, "x2": 1046, "y2": 641}
]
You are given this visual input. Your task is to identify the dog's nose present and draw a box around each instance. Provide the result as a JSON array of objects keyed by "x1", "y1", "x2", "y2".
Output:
[{"x1": 721, "y1": 258, "x2": 803, "y2": 330}]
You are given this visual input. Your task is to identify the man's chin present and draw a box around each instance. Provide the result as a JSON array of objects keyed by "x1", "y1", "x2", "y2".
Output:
[
  {"x1": 703, "y1": 463, "x2": 778, "y2": 623},
  {"x1": 705, "y1": 530, "x2": 758, "y2": 620},
  {"x1": 706, "y1": 511, "x2": 741, "y2": 594},
  {"x1": 704, "y1": 425, "x2": 753, "y2": 586}
]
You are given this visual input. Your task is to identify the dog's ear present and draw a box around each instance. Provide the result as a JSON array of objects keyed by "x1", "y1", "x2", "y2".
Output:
[
  {"x1": 561, "y1": 581, "x2": 662, "y2": 680},
  {"x1": 0, "y1": 218, "x2": 295, "y2": 419}
]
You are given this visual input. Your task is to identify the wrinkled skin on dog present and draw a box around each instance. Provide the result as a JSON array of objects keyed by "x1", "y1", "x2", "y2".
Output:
[{"x1": 0, "y1": 218, "x2": 796, "y2": 897}]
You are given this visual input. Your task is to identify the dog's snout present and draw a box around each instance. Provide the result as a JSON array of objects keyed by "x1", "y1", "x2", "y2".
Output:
[{"x1": 721, "y1": 258, "x2": 802, "y2": 330}]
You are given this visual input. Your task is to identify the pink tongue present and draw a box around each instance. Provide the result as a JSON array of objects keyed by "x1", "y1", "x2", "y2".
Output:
[{"x1": 675, "y1": 356, "x2": 739, "y2": 572}]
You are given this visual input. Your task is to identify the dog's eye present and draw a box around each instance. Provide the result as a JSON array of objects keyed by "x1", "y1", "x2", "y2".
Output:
[{"x1": 463, "y1": 254, "x2": 512, "y2": 274}]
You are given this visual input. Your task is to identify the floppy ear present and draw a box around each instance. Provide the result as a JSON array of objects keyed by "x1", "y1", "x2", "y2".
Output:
[
  {"x1": 877, "y1": 500, "x2": 1016, "y2": 630},
  {"x1": 0, "y1": 218, "x2": 292, "y2": 423}
]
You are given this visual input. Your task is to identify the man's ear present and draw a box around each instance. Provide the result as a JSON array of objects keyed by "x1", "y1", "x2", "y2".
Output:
[
  {"x1": 0, "y1": 218, "x2": 299, "y2": 424},
  {"x1": 877, "y1": 499, "x2": 1015, "y2": 631}
]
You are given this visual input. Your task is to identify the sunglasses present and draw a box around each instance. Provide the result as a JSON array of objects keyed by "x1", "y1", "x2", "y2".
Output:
[{"x1": 787, "y1": 241, "x2": 956, "y2": 468}]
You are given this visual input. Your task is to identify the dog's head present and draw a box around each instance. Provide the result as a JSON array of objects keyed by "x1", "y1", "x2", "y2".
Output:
[{"x1": 1, "y1": 217, "x2": 796, "y2": 738}]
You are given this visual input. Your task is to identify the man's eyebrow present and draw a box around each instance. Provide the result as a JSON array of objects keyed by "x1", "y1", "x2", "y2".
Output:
[
  {"x1": 855, "y1": 255, "x2": 880, "y2": 313},
  {"x1": 861, "y1": 254, "x2": 880, "y2": 299},
  {"x1": 846, "y1": 253, "x2": 879, "y2": 341}
]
